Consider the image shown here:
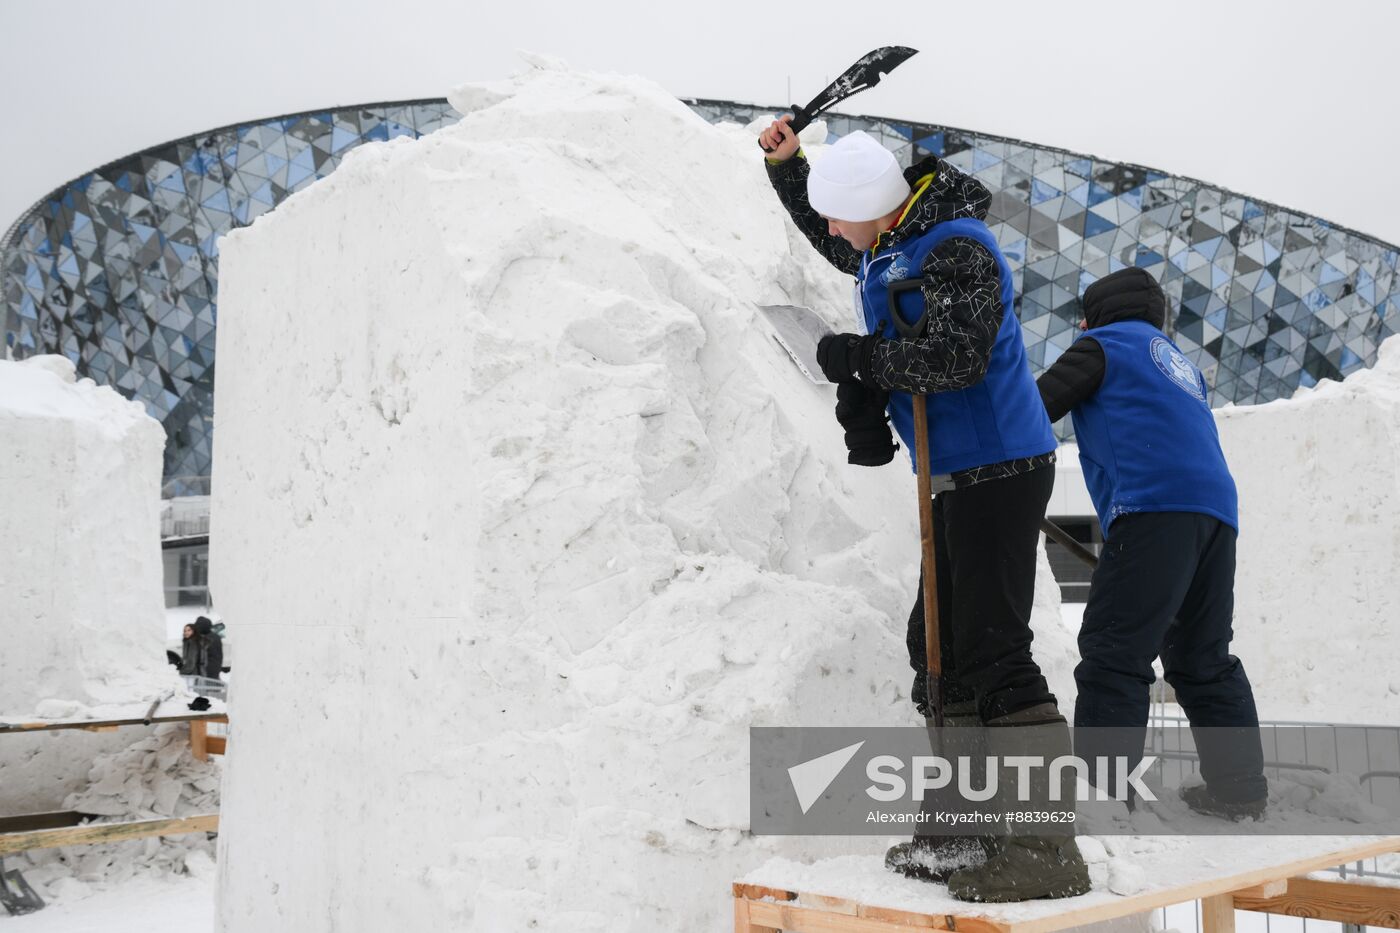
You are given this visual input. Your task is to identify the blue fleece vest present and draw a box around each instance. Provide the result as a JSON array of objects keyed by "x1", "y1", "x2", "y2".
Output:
[
  {"x1": 1070, "y1": 319, "x2": 1238, "y2": 533},
  {"x1": 856, "y1": 217, "x2": 1055, "y2": 475}
]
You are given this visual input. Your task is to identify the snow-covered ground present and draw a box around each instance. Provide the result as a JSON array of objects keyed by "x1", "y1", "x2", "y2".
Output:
[{"x1": 0, "y1": 874, "x2": 212, "y2": 932}]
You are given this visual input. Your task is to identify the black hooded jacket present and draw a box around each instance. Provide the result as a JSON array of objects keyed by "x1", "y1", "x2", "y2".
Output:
[
  {"x1": 193, "y1": 616, "x2": 224, "y2": 680},
  {"x1": 766, "y1": 150, "x2": 1002, "y2": 396},
  {"x1": 1036, "y1": 267, "x2": 1168, "y2": 422}
]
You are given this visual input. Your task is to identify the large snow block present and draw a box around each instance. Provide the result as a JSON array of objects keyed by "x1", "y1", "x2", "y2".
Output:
[
  {"x1": 1216, "y1": 336, "x2": 1400, "y2": 723},
  {"x1": 211, "y1": 61, "x2": 1076, "y2": 932},
  {"x1": 0, "y1": 356, "x2": 170, "y2": 716}
]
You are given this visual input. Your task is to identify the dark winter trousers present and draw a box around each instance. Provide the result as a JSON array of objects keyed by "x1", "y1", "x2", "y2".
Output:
[
  {"x1": 907, "y1": 465, "x2": 1058, "y2": 723},
  {"x1": 1074, "y1": 511, "x2": 1267, "y2": 803}
]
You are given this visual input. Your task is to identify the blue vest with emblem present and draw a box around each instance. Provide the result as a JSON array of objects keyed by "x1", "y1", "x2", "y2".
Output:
[
  {"x1": 857, "y1": 217, "x2": 1055, "y2": 475},
  {"x1": 1070, "y1": 319, "x2": 1238, "y2": 533}
]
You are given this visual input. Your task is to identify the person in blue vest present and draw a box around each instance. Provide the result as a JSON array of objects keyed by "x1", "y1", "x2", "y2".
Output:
[
  {"x1": 758, "y1": 117, "x2": 1090, "y2": 902},
  {"x1": 1036, "y1": 267, "x2": 1268, "y2": 820}
]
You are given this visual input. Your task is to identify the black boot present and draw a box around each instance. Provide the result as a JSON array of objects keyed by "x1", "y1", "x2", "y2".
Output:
[
  {"x1": 946, "y1": 703, "x2": 1091, "y2": 903},
  {"x1": 886, "y1": 835, "x2": 993, "y2": 883},
  {"x1": 1180, "y1": 783, "x2": 1266, "y2": 821},
  {"x1": 886, "y1": 703, "x2": 996, "y2": 883}
]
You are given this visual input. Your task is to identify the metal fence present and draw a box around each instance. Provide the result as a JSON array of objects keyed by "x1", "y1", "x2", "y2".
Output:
[{"x1": 1146, "y1": 681, "x2": 1399, "y2": 933}]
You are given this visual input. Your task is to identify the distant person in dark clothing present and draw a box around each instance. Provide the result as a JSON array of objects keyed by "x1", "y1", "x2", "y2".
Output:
[
  {"x1": 193, "y1": 616, "x2": 224, "y2": 681},
  {"x1": 1036, "y1": 267, "x2": 1268, "y2": 820},
  {"x1": 179, "y1": 623, "x2": 199, "y2": 675}
]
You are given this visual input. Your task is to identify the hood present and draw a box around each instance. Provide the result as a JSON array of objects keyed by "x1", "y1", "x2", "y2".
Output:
[
  {"x1": 880, "y1": 154, "x2": 992, "y2": 249},
  {"x1": 194, "y1": 617, "x2": 214, "y2": 636},
  {"x1": 1081, "y1": 267, "x2": 1167, "y2": 330}
]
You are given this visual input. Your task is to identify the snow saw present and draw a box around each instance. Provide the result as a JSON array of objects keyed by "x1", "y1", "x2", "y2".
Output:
[{"x1": 758, "y1": 46, "x2": 919, "y2": 152}]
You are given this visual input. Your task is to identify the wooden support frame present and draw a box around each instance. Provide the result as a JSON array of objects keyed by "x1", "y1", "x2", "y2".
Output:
[
  {"x1": 1234, "y1": 877, "x2": 1400, "y2": 927},
  {"x1": 733, "y1": 837, "x2": 1400, "y2": 933},
  {"x1": 188, "y1": 718, "x2": 228, "y2": 761},
  {"x1": 0, "y1": 712, "x2": 227, "y2": 762},
  {"x1": 0, "y1": 814, "x2": 219, "y2": 857}
]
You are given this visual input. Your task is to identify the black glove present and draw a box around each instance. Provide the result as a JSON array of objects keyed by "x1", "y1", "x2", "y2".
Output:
[
  {"x1": 834, "y1": 382, "x2": 897, "y2": 466},
  {"x1": 911, "y1": 670, "x2": 931, "y2": 719},
  {"x1": 817, "y1": 333, "x2": 880, "y2": 385}
]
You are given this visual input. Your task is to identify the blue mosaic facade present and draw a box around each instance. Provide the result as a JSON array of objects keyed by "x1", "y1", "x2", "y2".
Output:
[
  {"x1": 1, "y1": 101, "x2": 458, "y2": 489},
  {"x1": 4, "y1": 98, "x2": 1397, "y2": 482}
]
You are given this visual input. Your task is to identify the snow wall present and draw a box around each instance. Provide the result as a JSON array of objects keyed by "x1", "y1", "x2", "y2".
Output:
[
  {"x1": 210, "y1": 57, "x2": 1077, "y2": 933},
  {"x1": 1218, "y1": 337, "x2": 1400, "y2": 723},
  {"x1": 0, "y1": 355, "x2": 172, "y2": 718}
]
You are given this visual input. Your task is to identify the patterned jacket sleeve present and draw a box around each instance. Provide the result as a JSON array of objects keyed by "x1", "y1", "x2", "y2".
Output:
[
  {"x1": 864, "y1": 237, "x2": 1004, "y2": 394},
  {"x1": 764, "y1": 153, "x2": 862, "y2": 276}
]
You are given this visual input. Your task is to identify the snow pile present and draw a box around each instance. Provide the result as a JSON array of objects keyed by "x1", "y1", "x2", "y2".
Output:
[
  {"x1": 0, "y1": 355, "x2": 176, "y2": 716},
  {"x1": 10, "y1": 723, "x2": 220, "y2": 905},
  {"x1": 1215, "y1": 335, "x2": 1400, "y2": 723},
  {"x1": 210, "y1": 56, "x2": 1077, "y2": 932}
]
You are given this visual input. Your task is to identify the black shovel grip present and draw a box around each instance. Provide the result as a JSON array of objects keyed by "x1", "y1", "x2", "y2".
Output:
[{"x1": 885, "y1": 279, "x2": 930, "y2": 338}]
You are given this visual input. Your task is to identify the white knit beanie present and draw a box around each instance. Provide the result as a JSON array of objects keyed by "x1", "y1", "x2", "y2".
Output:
[{"x1": 806, "y1": 131, "x2": 911, "y2": 222}]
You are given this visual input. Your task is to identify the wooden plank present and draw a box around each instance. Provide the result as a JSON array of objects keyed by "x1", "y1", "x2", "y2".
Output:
[
  {"x1": 859, "y1": 903, "x2": 959, "y2": 928},
  {"x1": 1000, "y1": 837, "x2": 1400, "y2": 933},
  {"x1": 732, "y1": 883, "x2": 796, "y2": 901},
  {"x1": 803, "y1": 892, "x2": 860, "y2": 915},
  {"x1": 1234, "y1": 877, "x2": 1400, "y2": 928},
  {"x1": 735, "y1": 896, "x2": 781, "y2": 932},
  {"x1": 0, "y1": 814, "x2": 219, "y2": 856},
  {"x1": 749, "y1": 900, "x2": 1011, "y2": 933},
  {"x1": 0, "y1": 713, "x2": 228, "y2": 735},
  {"x1": 206, "y1": 736, "x2": 227, "y2": 756},
  {"x1": 190, "y1": 720, "x2": 208, "y2": 761},
  {"x1": 1231, "y1": 879, "x2": 1288, "y2": 899},
  {"x1": 1201, "y1": 894, "x2": 1236, "y2": 933}
]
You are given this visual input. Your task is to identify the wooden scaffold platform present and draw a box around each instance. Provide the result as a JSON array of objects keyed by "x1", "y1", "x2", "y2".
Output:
[
  {"x1": 0, "y1": 709, "x2": 228, "y2": 857},
  {"x1": 734, "y1": 836, "x2": 1400, "y2": 933}
]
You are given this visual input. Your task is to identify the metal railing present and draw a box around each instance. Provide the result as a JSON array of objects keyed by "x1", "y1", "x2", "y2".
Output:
[{"x1": 1146, "y1": 681, "x2": 1400, "y2": 933}]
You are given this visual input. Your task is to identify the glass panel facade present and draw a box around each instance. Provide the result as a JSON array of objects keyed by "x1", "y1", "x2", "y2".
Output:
[{"x1": 5, "y1": 97, "x2": 1396, "y2": 481}]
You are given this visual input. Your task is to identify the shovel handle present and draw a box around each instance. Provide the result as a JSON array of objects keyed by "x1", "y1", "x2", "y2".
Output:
[{"x1": 912, "y1": 396, "x2": 943, "y2": 727}]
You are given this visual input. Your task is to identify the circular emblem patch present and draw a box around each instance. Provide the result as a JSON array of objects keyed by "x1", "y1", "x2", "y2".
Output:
[{"x1": 1151, "y1": 337, "x2": 1206, "y2": 401}]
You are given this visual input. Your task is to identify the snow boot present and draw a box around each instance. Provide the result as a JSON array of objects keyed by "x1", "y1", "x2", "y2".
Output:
[
  {"x1": 946, "y1": 703, "x2": 1092, "y2": 903},
  {"x1": 946, "y1": 835, "x2": 1091, "y2": 902},
  {"x1": 1180, "y1": 783, "x2": 1266, "y2": 821},
  {"x1": 886, "y1": 835, "x2": 994, "y2": 883},
  {"x1": 886, "y1": 702, "x2": 997, "y2": 883}
]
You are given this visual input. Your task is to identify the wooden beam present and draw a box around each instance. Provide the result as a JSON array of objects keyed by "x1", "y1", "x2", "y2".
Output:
[
  {"x1": 1234, "y1": 878, "x2": 1400, "y2": 928},
  {"x1": 735, "y1": 896, "x2": 780, "y2": 932},
  {"x1": 732, "y1": 883, "x2": 796, "y2": 901},
  {"x1": 747, "y1": 900, "x2": 1011, "y2": 933},
  {"x1": 0, "y1": 713, "x2": 227, "y2": 735},
  {"x1": 1231, "y1": 879, "x2": 1288, "y2": 899},
  {"x1": 190, "y1": 720, "x2": 208, "y2": 761},
  {"x1": 0, "y1": 814, "x2": 218, "y2": 856},
  {"x1": 1002, "y1": 837, "x2": 1400, "y2": 933},
  {"x1": 1201, "y1": 894, "x2": 1236, "y2": 933},
  {"x1": 206, "y1": 736, "x2": 227, "y2": 756}
]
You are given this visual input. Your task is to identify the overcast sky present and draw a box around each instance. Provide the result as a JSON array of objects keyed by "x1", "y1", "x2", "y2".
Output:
[{"x1": 3, "y1": 0, "x2": 1396, "y2": 243}]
